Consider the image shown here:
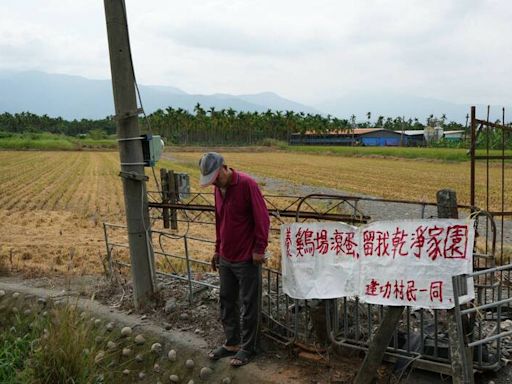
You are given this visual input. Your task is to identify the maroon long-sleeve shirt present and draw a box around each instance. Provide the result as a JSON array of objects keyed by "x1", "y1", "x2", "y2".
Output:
[{"x1": 214, "y1": 169, "x2": 270, "y2": 263}]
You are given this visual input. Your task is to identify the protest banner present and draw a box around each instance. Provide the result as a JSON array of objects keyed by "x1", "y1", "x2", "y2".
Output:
[{"x1": 281, "y1": 219, "x2": 474, "y2": 309}]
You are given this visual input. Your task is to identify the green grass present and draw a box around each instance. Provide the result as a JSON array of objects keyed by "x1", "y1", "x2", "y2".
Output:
[
  {"x1": 1, "y1": 131, "x2": 508, "y2": 161},
  {"x1": 76, "y1": 138, "x2": 117, "y2": 149},
  {"x1": 0, "y1": 132, "x2": 117, "y2": 150},
  {"x1": 18, "y1": 304, "x2": 101, "y2": 384},
  {"x1": 0, "y1": 300, "x2": 99, "y2": 384},
  {"x1": 1, "y1": 300, "x2": 119, "y2": 384},
  {"x1": 0, "y1": 314, "x2": 38, "y2": 383},
  {"x1": 0, "y1": 294, "x2": 182, "y2": 384},
  {"x1": 0, "y1": 132, "x2": 75, "y2": 150},
  {"x1": 286, "y1": 145, "x2": 512, "y2": 161}
]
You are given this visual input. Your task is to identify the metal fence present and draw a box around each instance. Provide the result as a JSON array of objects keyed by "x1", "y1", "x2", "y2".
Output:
[
  {"x1": 104, "y1": 193, "x2": 511, "y2": 375},
  {"x1": 452, "y1": 263, "x2": 512, "y2": 380}
]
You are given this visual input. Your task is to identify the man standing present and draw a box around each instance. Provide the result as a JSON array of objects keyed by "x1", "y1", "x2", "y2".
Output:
[{"x1": 199, "y1": 152, "x2": 270, "y2": 367}]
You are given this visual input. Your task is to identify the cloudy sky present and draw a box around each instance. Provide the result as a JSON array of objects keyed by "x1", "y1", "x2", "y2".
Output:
[{"x1": 1, "y1": 0, "x2": 511, "y2": 106}]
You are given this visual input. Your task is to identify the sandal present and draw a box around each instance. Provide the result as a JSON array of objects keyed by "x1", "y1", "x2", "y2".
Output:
[
  {"x1": 208, "y1": 346, "x2": 238, "y2": 361},
  {"x1": 230, "y1": 349, "x2": 253, "y2": 367}
]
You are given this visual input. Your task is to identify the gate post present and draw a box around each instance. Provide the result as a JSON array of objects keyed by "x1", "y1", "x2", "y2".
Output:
[
  {"x1": 168, "y1": 170, "x2": 178, "y2": 230},
  {"x1": 437, "y1": 189, "x2": 474, "y2": 384},
  {"x1": 161, "y1": 168, "x2": 170, "y2": 229},
  {"x1": 353, "y1": 305, "x2": 404, "y2": 384}
]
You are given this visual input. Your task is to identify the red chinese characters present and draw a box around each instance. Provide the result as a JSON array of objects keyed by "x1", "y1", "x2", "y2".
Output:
[
  {"x1": 363, "y1": 230, "x2": 375, "y2": 256},
  {"x1": 380, "y1": 280, "x2": 392, "y2": 299},
  {"x1": 315, "y1": 229, "x2": 329, "y2": 255},
  {"x1": 444, "y1": 225, "x2": 468, "y2": 259},
  {"x1": 295, "y1": 227, "x2": 315, "y2": 257},
  {"x1": 291, "y1": 227, "x2": 359, "y2": 258},
  {"x1": 363, "y1": 278, "x2": 444, "y2": 304},
  {"x1": 406, "y1": 280, "x2": 418, "y2": 301},
  {"x1": 331, "y1": 230, "x2": 359, "y2": 259},
  {"x1": 361, "y1": 224, "x2": 469, "y2": 260},
  {"x1": 363, "y1": 228, "x2": 408, "y2": 258},
  {"x1": 287, "y1": 223, "x2": 469, "y2": 261},
  {"x1": 363, "y1": 230, "x2": 390, "y2": 257},
  {"x1": 365, "y1": 279, "x2": 380, "y2": 296},
  {"x1": 391, "y1": 227, "x2": 408, "y2": 258},
  {"x1": 393, "y1": 280, "x2": 405, "y2": 300},
  {"x1": 427, "y1": 226, "x2": 444, "y2": 261},
  {"x1": 285, "y1": 227, "x2": 292, "y2": 258},
  {"x1": 411, "y1": 226, "x2": 427, "y2": 258},
  {"x1": 429, "y1": 281, "x2": 443, "y2": 302}
]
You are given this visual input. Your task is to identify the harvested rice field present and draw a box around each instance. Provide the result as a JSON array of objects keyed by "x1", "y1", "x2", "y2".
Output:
[{"x1": 0, "y1": 150, "x2": 510, "y2": 276}]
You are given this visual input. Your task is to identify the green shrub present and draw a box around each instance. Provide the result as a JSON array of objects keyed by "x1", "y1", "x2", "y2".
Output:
[{"x1": 87, "y1": 129, "x2": 107, "y2": 140}]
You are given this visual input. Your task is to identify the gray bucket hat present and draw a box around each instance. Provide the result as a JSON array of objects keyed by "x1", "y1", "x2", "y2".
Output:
[{"x1": 198, "y1": 152, "x2": 224, "y2": 187}]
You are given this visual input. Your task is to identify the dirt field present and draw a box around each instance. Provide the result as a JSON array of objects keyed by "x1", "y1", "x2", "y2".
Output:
[{"x1": 0, "y1": 150, "x2": 509, "y2": 276}]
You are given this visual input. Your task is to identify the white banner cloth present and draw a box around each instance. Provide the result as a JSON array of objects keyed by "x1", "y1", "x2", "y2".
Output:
[{"x1": 281, "y1": 219, "x2": 474, "y2": 309}]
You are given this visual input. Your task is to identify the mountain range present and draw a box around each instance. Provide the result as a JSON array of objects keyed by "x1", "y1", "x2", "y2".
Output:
[
  {"x1": 0, "y1": 71, "x2": 318, "y2": 120},
  {"x1": 0, "y1": 70, "x2": 503, "y2": 123}
]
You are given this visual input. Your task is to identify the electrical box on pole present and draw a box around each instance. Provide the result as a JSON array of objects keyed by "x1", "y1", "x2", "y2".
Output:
[
  {"x1": 141, "y1": 134, "x2": 164, "y2": 166},
  {"x1": 104, "y1": 0, "x2": 156, "y2": 309}
]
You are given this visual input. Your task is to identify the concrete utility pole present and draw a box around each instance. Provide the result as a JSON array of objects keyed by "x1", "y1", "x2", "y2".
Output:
[{"x1": 104, "y1": 0, "x2": 155, "y2": 309}]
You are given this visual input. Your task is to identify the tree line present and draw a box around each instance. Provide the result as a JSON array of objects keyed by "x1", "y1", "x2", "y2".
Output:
[
  {"x1": 146, "y1": 105, "x2": 467, "y2": 146},
  {"x1": 0, "y1": 112, "x2": 116, "y2": 137},
  {"x1": 4, "y1": 107, "x2": 508, "y2": 148}
]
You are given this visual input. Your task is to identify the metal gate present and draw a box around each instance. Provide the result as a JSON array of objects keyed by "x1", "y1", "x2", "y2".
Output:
[
  {"x1": 259, "y1": 194, "x2": 506, "y2": 375},
  {"x1": 470, "y1": 105, "x2": 511, "y2": 264}
]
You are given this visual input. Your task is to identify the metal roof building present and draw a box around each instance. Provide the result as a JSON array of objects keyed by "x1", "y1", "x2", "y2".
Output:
[{"x1": 290, "y1": 128, "x2": 413, "y2": 146}]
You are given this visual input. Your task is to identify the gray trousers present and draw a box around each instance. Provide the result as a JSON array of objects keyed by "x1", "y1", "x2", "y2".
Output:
[{"x1": 219, "y1": 258, "x2": 261, "y2": 353}]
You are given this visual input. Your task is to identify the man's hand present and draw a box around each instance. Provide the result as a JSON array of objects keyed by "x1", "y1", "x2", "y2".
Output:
[
  {"x1": 252, "y1": 252, "x2": 266, "y2": 265},
  {"x1": 211, "y1": 253, "x2": 220, "y2": 272}
]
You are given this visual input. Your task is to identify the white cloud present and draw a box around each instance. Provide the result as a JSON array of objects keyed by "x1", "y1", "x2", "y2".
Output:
[{"x1": 0, "y1": 0, "x2": 511, "y2": 106}]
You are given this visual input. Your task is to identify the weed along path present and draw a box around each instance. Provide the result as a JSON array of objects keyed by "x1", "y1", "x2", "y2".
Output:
[{"x1": 0, "y1": 278, "x2": 320, "y2": 384}]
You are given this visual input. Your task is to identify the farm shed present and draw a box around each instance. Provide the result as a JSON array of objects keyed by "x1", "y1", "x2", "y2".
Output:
[
  {"x1": 358, "y1": 128, "x2": 403, "y2": 146},
  {"x1": 402, "y1": 129, "x2": 465, "y2": 145},
  {"x1": 444, "y1": 130, "x2": 465, "y2": 142},
  {"x1": 289, "y1": 128, "x2": 389, "y2": 146},
  {"x1": 403, "y1": 130, "x2": 426, "y2": 146},
  {"x1": 289, "y1": 132, "x2": 354, "y2": 145},
  {"x1": 289, "y1": 128, "x2": 431, "y2": 146}
]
